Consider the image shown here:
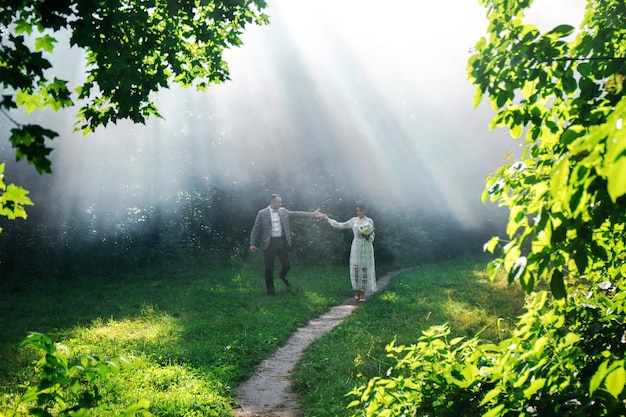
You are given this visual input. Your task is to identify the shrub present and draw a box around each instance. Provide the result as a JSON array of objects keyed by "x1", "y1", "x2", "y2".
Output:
[
  {"x1": 1, "y1": 333, "x2": 150, "y2": 417},
  {"x1": 347, "y1": 284, "x2": 626, "y2": 417}
]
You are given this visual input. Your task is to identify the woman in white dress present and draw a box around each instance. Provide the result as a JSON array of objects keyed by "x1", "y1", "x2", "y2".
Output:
[{"x1": 324, "y1": 202, "x2": 376, "y2": 302}]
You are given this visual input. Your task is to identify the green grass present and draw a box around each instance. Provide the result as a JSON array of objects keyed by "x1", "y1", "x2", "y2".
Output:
[
  {"x1": 0, "y1": 255, "x2": 522, "y2": 416},
  {"x1": 0, "y1": 256, "x2": 357, "y2": 416},
  {"x1": 293, "y1": 256, "x2": 525, "y2": 417}
]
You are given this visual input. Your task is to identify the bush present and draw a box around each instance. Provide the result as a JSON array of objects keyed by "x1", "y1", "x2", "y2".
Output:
[
  {"x1": 1, "y1": 332, "x2": 150, "y2": 417},
  {"x1": 347, "y1": 284, "x2": 626, "y2": 417}
]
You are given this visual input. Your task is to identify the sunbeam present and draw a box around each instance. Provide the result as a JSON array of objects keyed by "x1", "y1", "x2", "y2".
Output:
[{"x1": 1, "y1": 0, "x2": 586, "y2": 232}]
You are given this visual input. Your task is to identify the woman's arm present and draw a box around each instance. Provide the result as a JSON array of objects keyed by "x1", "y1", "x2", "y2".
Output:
[{"x1": 327, "y1": 217, "x2": 354, "y2": 229}]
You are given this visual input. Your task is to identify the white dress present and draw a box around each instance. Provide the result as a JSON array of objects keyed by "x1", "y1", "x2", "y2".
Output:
[{"x1": 327, "y1": 216, "x2": 377, "y2": 295}]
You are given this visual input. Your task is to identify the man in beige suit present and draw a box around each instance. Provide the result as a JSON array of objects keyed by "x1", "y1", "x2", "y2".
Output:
[{"x1": 250, "y1": 194, "x2": 323, "y2": 296}]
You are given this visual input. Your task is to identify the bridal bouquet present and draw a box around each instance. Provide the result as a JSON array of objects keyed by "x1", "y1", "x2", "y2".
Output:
[{"x1": 358, "y1": 222, "x2": 374, "y2": 237}]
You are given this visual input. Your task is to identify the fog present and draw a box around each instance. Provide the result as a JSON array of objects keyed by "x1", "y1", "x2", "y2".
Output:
[{"x1": 0, "y1": 0, "x2": 585, "y2": 234}]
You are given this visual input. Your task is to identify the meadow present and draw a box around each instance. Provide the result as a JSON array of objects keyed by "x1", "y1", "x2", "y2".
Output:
[{"x1": 0, "y1": 254, "x2": 524, "y2": 416}]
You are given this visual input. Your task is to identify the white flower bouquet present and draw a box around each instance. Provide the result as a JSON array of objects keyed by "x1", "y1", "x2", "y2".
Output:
[{"x1": 358, "y1": 222, "x2": 374, "y2": 238}]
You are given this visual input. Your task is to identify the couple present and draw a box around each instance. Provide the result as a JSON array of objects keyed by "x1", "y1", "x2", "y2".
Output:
[{"x1": 249, "y1": 194, "x2": 376, "y2": 301}]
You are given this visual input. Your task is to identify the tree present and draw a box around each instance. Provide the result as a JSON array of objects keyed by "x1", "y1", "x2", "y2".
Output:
[
  {"x1": 0, "y1": 0, "x2": 268, "y2": 227},
  {"x1": 473, "y1": 0, "x2": 626, "y2": 299},
  {"x1": 347, "y1": 0, "x2": 626, "y2": 415}
]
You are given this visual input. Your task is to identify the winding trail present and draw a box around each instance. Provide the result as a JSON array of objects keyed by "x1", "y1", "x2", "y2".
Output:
[{"x1": 232, "y1": 269, "x2": 409, "y2": 417}]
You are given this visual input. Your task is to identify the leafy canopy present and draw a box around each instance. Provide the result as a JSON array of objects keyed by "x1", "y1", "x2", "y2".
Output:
[{"x1": 0, "y1": 0, "x2": 268, "y2": 226}]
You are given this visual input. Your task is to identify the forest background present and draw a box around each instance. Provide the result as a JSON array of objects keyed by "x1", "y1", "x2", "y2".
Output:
[{"x1": 0, "y1": 172, "x2": 502, "y2": 279}]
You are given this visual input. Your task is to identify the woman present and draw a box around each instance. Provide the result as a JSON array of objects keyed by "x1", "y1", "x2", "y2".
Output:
[{"x1": 324, "y1": 202, "x2": 376, "y2": 302}]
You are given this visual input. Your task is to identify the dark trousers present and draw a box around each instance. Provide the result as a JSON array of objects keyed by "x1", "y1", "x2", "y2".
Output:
[{"x1": 263, "y1": 237, "x2": 291, "y2": 295}]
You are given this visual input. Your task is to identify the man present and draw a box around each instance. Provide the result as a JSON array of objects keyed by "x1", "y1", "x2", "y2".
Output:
[{"x1": 250, "y1": 194, "x2": 323, "y2": 296}]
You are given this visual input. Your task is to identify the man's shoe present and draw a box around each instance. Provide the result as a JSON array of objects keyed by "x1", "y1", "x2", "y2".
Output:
[{"x1": 282, "y1": 278, "x2": 291, "y2": 287}]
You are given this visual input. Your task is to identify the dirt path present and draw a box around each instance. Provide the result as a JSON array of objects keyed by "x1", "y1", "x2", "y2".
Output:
[{"x1": 232, "y1": 269, "x2": 409, "y2": 417}]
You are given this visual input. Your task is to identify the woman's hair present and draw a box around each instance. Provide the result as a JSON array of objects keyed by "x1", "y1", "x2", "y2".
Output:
[{"x1": 356, "y1": 201, "x2": 367, "y2": 212}]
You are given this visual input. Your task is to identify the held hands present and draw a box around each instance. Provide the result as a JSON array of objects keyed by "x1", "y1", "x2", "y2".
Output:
[{"x1": 313, "y1": 209, "x2": 328, "y2": 220}]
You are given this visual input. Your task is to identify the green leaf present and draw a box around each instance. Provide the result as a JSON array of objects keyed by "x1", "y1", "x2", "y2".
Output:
[
  {"x1": 347, "y1": 400, "x2": 360, "y2": 408},
  {"x1": 2, "y1": 183, "x2": 32, "y2": 203},
  {"x1": 0, "y1": 183, "x2": 33, "y2": 219},
  {"x1": 483, "y1": 403, "x2": 505, "y2": 417},
  {"x1": 450, "y1": 337, "x2": 465, "y2": 346},
  {"x1": 486, "y1": 259, "x2": 501, "y2": 281},
  {"x1": 573, "y1": 247, "x2": 588, "y2": 274},
  {"x1": 14, "y1": 18, "x2": 33, "y2": 35},
  {"x1": 521, "y1": 80, "x2": 536, "y2": 99},
  {"x1": 576, "y1": 63, "x2": 591, "y2": 78},
  {"x1": 511, "y1": 123, "x2": 523, "y2": 138},
  {"x1": 550, "y1": 158, "x2": 570, "y2": 202},
  {"x1": 483, "y1": 236, "x2": 500, "y2": 253},
  {"x1": 547, "y1": 24, "x2": 575, "y2": 38},
  {"x1": 561, "y1": 332, "x2": 581, "y2": 346},
  {"x1": 35, "y1": 34, "x2": 57, "y2": 53},
  {"x1": 9, "y1": 125, "x2": 57, "y2": 173},
  {"x1": 591, "y1": 360, "x2": 609, "y2": 395},
  {"x1": 15, "y1": 90, "x2": 43, "y2": 113},
  {"x1": 605, "y1": 157, "x2": 626, "y2": 201},
  {"x1": 605, "y1": 362, "x2": 626, "y2": 399},
  {"x1": 550, "y1": 269, "x2": 566, "y2": 299},
  {"x1": 562, "y1": 70, "x2": 577, "y2": 94},
  {"x1": 473, "y1": 86, "x2": 484, "y2": 108},
  {"x1": 589, "y1": 241, "x2": 608, "y2": 261},
  {"x1": 523, "y1": 377, "x2": 546, "y2": 398},
  {"x1": 591, "y1": 359, "x2": 626, "y2": 399},
  {"x1": 604, "y1": 108, "x2": 626, "y2": 200}
]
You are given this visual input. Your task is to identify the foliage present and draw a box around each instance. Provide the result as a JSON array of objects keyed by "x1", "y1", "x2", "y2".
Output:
[
  {"x1": 471, "y1": 0, "x2": 626, "y2": 297},
  {"x1": 346, "y1": 0, "x2": 626, "y2": 416},
  {"x1": 1, "y1": 332, "x2": 150, "y2": 417},
  {"x1": 0, "y1": 0, "x2": 269, "y2": 225},
  {"x1": 0, "y1": 162, "x2": 33, "y2": 233},
  {"x1": 0, "y1": 181, "x2": 487, "y2": 278},
  {"x1": 347, "y1": 283, "x2": 626, "y2": 417},
  {"x1": 473, "y1": 0, "x2": 626, "y2": 412}
]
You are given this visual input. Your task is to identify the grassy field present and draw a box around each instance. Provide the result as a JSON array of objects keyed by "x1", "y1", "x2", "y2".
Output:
[{"x1": 0, "y1": 254, "x2": 524, "y2": 416}]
